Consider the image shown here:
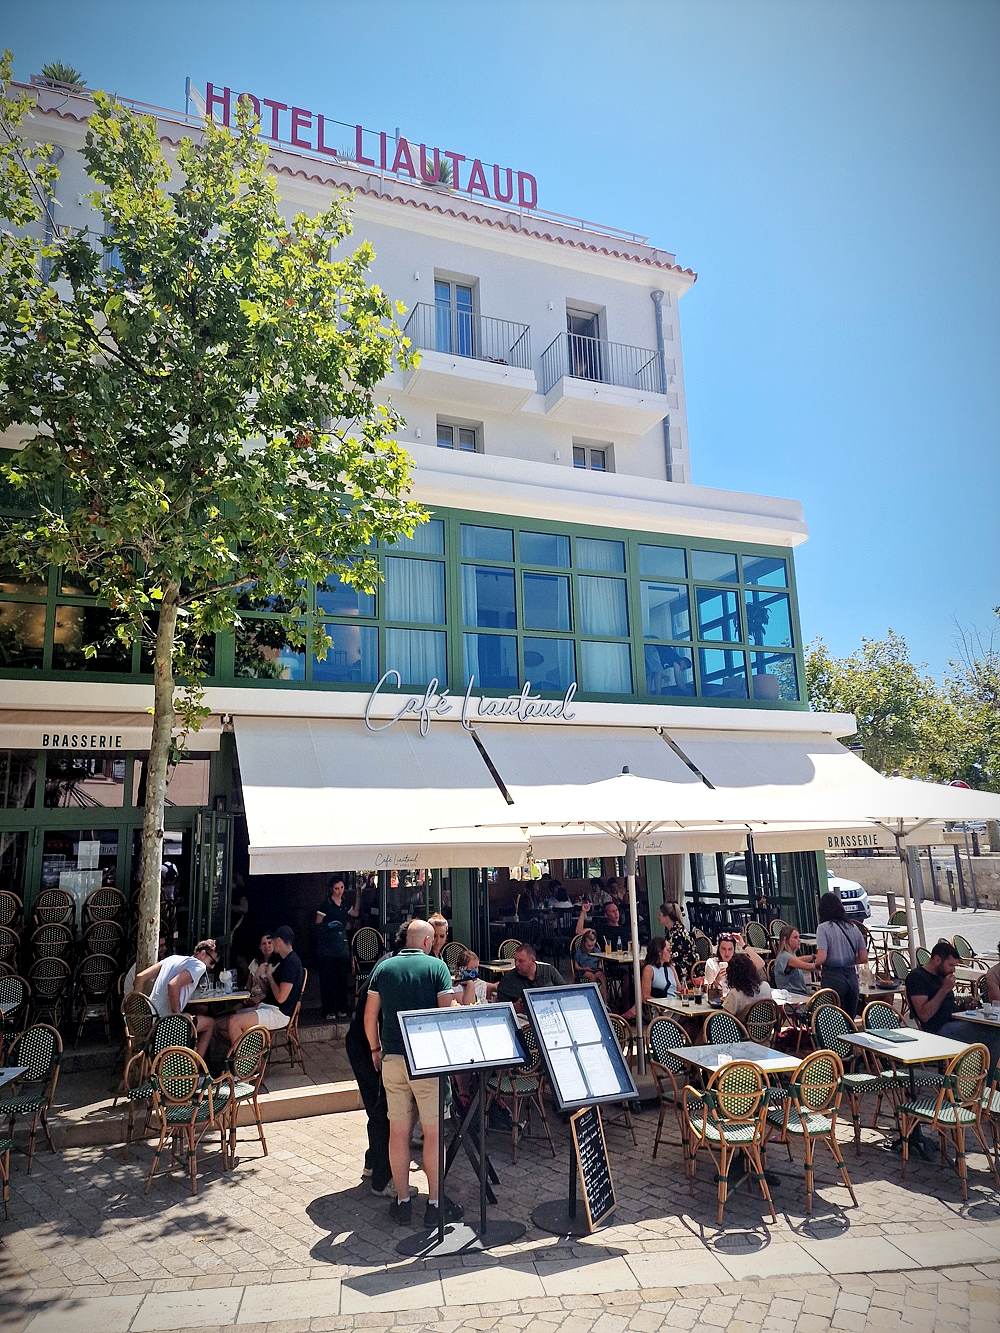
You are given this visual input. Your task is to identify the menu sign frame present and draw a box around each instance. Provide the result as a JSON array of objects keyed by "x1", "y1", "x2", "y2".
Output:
[
  {"x1": 523, "y1": 984, "x2": 637, "y2": 1112},
  {"x1": 570, "y1": 1105, "x2": 616, "y2": 1231},
  {"x1": 398, "y1": 1002, "x2": 526, "y2": 1079}
]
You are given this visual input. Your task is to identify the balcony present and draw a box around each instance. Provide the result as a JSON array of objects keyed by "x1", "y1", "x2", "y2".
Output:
[
  {"x1": 401, "y1": 304, "x2": 536, "y2": 411},
  {"x1": 540, "y1": 332, "x2": 671, "y2": 433}
]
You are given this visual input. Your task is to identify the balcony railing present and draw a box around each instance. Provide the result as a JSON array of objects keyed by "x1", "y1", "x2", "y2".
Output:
[
  {"x1": 540, "y1": 332, "x2": 663, "y2": 395},
  {"x1": 403, "y1": 304, "x2": 531, "y2": 370}
]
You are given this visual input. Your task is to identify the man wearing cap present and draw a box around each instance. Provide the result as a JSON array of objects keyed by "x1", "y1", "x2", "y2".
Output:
[
  {"x1": 364, "y1": 919, "x2": 462, "y2": 1229},
  {"x1": 225, "y1": 924, "x2": 304, "y2": 1043}
]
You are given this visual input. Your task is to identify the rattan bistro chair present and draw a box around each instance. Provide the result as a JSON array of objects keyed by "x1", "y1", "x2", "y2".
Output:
[
  {"x1": 497, "y1": 938, "x2": 522, "y2": 960},
  {"x1": 81, "y1": 886, "x2": 126, "y2": 931},
  {"x1": 73, "y1": 952, "x2": 118, "y2": 1046},
  {"x1": 702, "y1": 1009, "x2": 749, "y2": 1045},
  {"x1": 123, "y1": 1012, "x2": 197, "y2": 1159},
  {"x1": 145, "y1": 1046, "x2": 234, "y2": 1197},
  {"x1": 351, "y1": 927, "x2": 384, "y2": 1001},
  {"x1": 224, "y1": 1025, "x2": 271, "y2": 1160},
  {"x1": 682, "y1": 1060, "x2": 776, "y2": 1226},
  {"x1": 274, "y1": 968, "x2": 307, "y2": 1072},
  {"x1": 0, "y1": 1023, "x2": 62, "y2": 1172},
  {"x1": 765, "y1": 1048, "x2": 858, "y2": 1215},
  {"x1": 812, "y1": 1002, "x2": 887, "y2": 1152},
  {"x1": 27, "y1": 957, "x2": 72, "y2": 1028},
  {"x1": 899, "y1": 1044, "x2": 1000, "y2": 1200},
  {"x1": 31, "y1": 889, "x2": 75, "y2": 932},
  {"x1": 0, "y1": 973, "x2": 29, "y2": 1054},
  {"x1": 484, "y1": 1022, "x2": 555, "y2": 1164},
  {"x1": 648, "y1": 1015, "x2": 691, "y2": 1155},
  {"x1": 114, "y1": 993, "x2": 157, "y2": 1103},
  {"x1": 745, "y1": 920, "x2": 771, "y2": 956},
  {"x1": 743, "y1": 998, "x2": 781, "y2": 1047}
]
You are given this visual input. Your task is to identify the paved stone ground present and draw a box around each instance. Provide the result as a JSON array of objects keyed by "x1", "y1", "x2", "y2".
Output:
[{"x1": 2, "y1": 1077, "x2": 999, "y2": 1333}]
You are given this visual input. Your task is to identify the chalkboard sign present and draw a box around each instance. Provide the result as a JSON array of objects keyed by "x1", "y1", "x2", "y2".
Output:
[{"x1": 570, "y1": 1105, "x2": 616, "y2": 1232}]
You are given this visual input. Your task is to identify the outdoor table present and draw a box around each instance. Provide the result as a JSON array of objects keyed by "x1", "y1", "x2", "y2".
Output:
[
  {"x1": 0, "y1": 1065, "x2": 28, "y2": 1089},
  {"x1": 479, "y1": 960, "x2": 515, "y2": 975},
  {"x1": 953, "y1": 1009, "x2": 1000, "y2": 1031},
  {"x1": 956, "y1": 964, "x2": 988, "y2": 981},
  {"x1": 186, "y1": 988, "x2": 251, "y2": 1014},
  {"x1": 668, "y1": 1040, "x2": 802, "y2": 1077},
  {"x1": 865, "y1": 925, "x2": 908, "y2": 967}
]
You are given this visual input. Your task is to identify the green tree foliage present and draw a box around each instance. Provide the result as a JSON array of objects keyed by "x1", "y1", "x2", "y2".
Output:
[
  {"x1": 0, "y1": 54, "x2": 424, "y2": 967},
  {"x1": 805, "y1": 623, "x2": 999, "y2": 796}
]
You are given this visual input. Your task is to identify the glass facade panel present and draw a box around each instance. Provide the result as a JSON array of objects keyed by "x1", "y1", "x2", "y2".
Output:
[
  {"x1": 132, "y1": 753, "x2": 211, "y2": 807},
  {"x1": 0, "y1": 750, "x2": 36, "y2": 808},
  {"x1": 742, "y1": 554, "x2": 788, "y2": 587},
  {"x1": 0, "y1": 601, "x2": 46, "y2": 667},
  {"x1": 699, "y1": 648, "x2": 748, "y2": 699},
  {"x1": 315, "y1": 573, "x2": 375, "y2": 617},
  {"x1": 576, "y1": 537, "x2": 625, "y2": 572},
  {"x1": 385, "y1": 558, "x2": 445, "y2": 624},
  {"x1": 523, "y1": 637, "x2": 576, "y2": 691},
  {"x1": 638, "y1": 544, "x2": 687, "y2": 579},
  {"x1": 460, "y1": 525, "x2": 513, "y2": 562},
  {"x1": 234, "y1": 620, "x2": 305, "y2": 680},
  {"x1": 520, "y1": 531, "x2": 570, "y2": 568},
  {"x1": 51, "y1": 606, "x2": 132, "y2": 672},
  {"x1": 313, "y1": 625, "x2": 379, "y2": 683},
  {"x1": 40, "y1": 828, "x2": 119, "y2": 920},
  {"x1": 385, "y1": 629, "x2": 447, "y2": 686},
  {"x1": 579, "y1": 576, "x2": 628, "y2": 637},
  {"x1": 384, "y1": 519, "x2": 444, "y2": 554},
  {"x1": 462, "y1": 566, "x2": 516, "y2": 629},
  {"x1": 744, "y1": 590, "x2": 793, "y2": 648},
  {"x1": 44, "y1": 753, "x2": 126, "y2": 808},
  {"x1": 463, "y1": 633, "x2": 518, "y2": 689},
  {"x1": 0, "y1": 829, "x2": 28, "y2": 896},
  {"x1": 641, "y1": 582, "x2": 690, "y2": 640},
  {"x1": 696, "y1": 587, "x2": 741, "y2": 642},
  {"x1": 580, "y1": 641, "x2": 632, "y2": 694},
  {"x1": 523, "y1": 573, "x2": 571, "y2": 631},
  {"x1": 644, "y1": 645, "x2": 694, "y2": 696},
  {"x1": 0, "y1": 565, "x2": 47, "y2": 595},
  {"x1": 691, "y1": 550, "x2": 739, "y2": 583},
  {"x1": 750, "y1": 651, "x2": 798, "y2": 701}
]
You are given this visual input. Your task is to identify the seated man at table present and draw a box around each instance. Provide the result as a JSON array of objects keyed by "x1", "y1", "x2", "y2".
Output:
[
  {"x1": 905, "y1": 939, "x2": 1000, "y2": 1073},
  {"x1": 225, "y1": 924, "x2": 304, "y2": 1042},
  {"x1": 495, "y1": 944, "x2": 566, "y2": 1014},
  {"x1": 134, "y1": 938, "x2": 218, "y2": 1059},
  {"x1": 574, "y1": 899, "x2": 631, "y2": 954}
]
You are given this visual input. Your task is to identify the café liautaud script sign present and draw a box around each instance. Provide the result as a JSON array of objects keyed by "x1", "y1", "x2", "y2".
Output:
[
  {"x1": 204, "y1": 84, "x2": 539, "y2": 210},
  {"x1": 364, "y1": 672, "x2": 577, "y2": 736}
]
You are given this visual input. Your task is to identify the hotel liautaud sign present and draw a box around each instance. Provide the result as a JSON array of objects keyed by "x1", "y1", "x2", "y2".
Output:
[{"x1": 364, "y1": 672, "x2": 577, "y2": 736}]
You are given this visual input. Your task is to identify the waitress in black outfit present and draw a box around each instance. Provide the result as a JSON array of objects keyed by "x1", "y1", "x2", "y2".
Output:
[{"x1": 315, "y1": 874, "x2": 360, "y2": 1021}]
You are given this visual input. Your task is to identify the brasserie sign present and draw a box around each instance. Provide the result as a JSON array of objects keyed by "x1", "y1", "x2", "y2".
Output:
[
  {"x1": 364, "y1": 671, "x2": 577, "y2": 736},
  {"x1": 204, "y1": 83, "x2": 539, "y2": 210}
]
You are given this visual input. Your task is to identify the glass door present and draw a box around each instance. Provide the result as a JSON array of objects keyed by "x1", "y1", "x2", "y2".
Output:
[
  {"x1": 435, "y1": 280, "x2": 474, "y2": 357},
  {"x1": 193, "y1": 810, "x2": 234, "y2": 966}
]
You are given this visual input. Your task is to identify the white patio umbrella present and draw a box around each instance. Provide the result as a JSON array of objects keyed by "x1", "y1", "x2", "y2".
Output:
[
  {"x1": 749, "y1": 778, "x2": 1000, "y2": 961},
  {"x1": 437, "y1": 766, "x2": 780, "y2": 1075}
]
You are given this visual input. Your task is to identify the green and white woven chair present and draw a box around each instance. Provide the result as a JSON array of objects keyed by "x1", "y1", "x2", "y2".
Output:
[
  {"x1": 744, "y1": 998, "x2": 781, "y2": 1047},
  {"x1": 123, "y1": 1012, "x2": 197, "y2": 1159},
  {"x1": 811, "y1": 1002, "x2": 887, "y2": 1152},
  {"x1": 73, "y1": 952, "x2": 118, "y2": 1047},
  {"x1": 0, "y1": 1023, "x2": 62, "y2": 1173},
  {"x1": 224, "y1": 1024, "x2": 271, "y2": 1160},
  {"x1": 145, "y1": 1046, "x2": 234, "y2": 1197},
  {"x1": 765, "y1": 1047, "x2": 858, "y2": 1214},
  {"x1": 702, "y1": 1009, "x2": 748, "y2": 1045},
  {"x1": 484, "y1": 1022, "x2": 555, "y2": 1164},
  {"x1": 862, "y1": 999, "x2": 944, "y2": 1126},
  {"x1": 682, "y1": 1059, "x2": 776, "y2": 1226},
  {"x1": 745, "y1": 921, "x2": 771, "y2": 957},
  {"x1": 648, "y1": 1015, "x2": 690, "y2": 1155},
  {"x1": 0, "y1": 973, "x2": 29, "y2": 1055},
  {"x1": 899, "y1": 1043, "x2": 999, "y2": 1200}
]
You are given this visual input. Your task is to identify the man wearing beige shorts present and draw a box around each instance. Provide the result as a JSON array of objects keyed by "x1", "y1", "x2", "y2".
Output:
[{"x1": 365, "y1": 919, "x2": 460, "y2": 1229}]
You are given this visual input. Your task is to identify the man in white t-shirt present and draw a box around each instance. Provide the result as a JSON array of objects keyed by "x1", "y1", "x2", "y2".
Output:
[{"x1": 134, "y1": 938, "x2": 219, "y2": 1057}]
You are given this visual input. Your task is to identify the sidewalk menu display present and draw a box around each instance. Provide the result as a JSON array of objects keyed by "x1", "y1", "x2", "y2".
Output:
[
  {"x1": 570, "y1": 1105, "x2": 616, "y2": 1231},
  {"x1": 523, "y1": 984, "x2": 637, "y2": 1111},
  {"x1": 398, "y1": 1003, "x2": 526, "y2": 1078}
]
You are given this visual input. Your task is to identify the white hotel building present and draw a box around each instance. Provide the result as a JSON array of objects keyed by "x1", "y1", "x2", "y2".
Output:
[{"x1": 0, "y1": 77, "x2": 868, "y2": 958}]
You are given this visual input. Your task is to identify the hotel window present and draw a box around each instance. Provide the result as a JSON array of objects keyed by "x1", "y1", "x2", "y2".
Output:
[
  {"x1": 434, "y1": 277, "x2": 475, "y2": 357},
  {"x1": 573, "y1": 444, "x2": 611, "y2": 472},
  {"x1": 437, "y1": 419, "x2": 481, "y2": 453},
  {"x1": 567, "y1": 306, "x2": 604, "y2": 381}
]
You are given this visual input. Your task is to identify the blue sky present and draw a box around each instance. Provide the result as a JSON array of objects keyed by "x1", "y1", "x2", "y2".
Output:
[{"x1": 5, "y1": 0, "x2": 998, "y2": 680}]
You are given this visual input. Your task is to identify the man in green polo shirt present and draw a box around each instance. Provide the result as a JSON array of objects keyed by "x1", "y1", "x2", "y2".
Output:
[
  {"x1": 365, "y1": 919, "x2": 460, "y2": 1229},
  {"x1": 495, "y1": 943, "x2": 566, "y2": 1014}
]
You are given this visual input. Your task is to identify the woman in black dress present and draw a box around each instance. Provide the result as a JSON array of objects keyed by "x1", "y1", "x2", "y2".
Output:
[{"x1": 315, "y1": 874, "x2": 360, "y2": 1021}]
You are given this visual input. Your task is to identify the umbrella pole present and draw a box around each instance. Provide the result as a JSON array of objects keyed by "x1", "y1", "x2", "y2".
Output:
[
  {"x1": 892, "y1": 828, "x2": 923, "y2": 964},
  {"x1": 625, "y1": 835, "x2": 646, "y2": 1076}
]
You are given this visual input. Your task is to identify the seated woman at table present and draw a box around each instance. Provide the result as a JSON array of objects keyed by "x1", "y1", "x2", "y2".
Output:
[
  {"x1": 704, "y1": 932, "x2": 765, "y2": 998},
  {"x1": 722, "y1": 951, "x2": 773, "y2": 1019},
  {"x1": 572, "y1": 930, "x2": 608, "y2": 1002},
  {"x1": 623, "y1": 937, "x2": 679, "y2": 1020},
  {"x1": 986, "y1": 940, "x2": 1000, "y2": 1004},
  {"x1": 773, "y1": 925, "x2": 816, "y2": 1000},
  {"x1": 246, "y1": 932, "x2": 274, "y2": 999}
]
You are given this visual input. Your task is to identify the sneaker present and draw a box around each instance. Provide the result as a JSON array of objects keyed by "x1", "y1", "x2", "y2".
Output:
[
  {"x1": 324, "y1": 1013, "x2": 337, "y2": 1022},
  {"x1": 371, "y1": 1179, "x2": 395, "y2": 1198},
  {"x1": 423, "y1": 1196, "x2": 463, "y2": 1228},
  {"x1": 392, "y1": 1196, "x2": 412, "y2": 1226}
]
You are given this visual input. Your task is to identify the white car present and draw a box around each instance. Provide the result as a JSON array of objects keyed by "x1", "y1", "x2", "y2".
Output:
[{"x1": 723, "y1": 860, "x2": 871, "y2": 921}]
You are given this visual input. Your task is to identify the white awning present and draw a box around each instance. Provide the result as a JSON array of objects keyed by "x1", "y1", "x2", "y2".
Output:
[
  {"x1": 666, "y1": 728, "x2": 879, "y2": 798},
  {"x1": 0, "y1": 709, "x2": 222, "y2": 752},
  {"x1": 234, "y1": 716, "x2": 527, "y2": 875}
]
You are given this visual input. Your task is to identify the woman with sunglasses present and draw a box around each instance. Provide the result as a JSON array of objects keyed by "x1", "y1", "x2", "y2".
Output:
[{"x1": 134, "y1": 937, "x2": 219, "y2": 1058}]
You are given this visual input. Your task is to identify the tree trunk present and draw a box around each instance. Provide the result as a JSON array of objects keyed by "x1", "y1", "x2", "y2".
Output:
[{"x1": 136, "y1": 583, "x2": 181, "y2": 972}]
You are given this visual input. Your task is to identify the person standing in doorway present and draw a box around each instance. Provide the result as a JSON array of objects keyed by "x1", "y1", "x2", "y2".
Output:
[{"x1": 316, "y1": 874, "x2": 359, "y2": 1021}]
